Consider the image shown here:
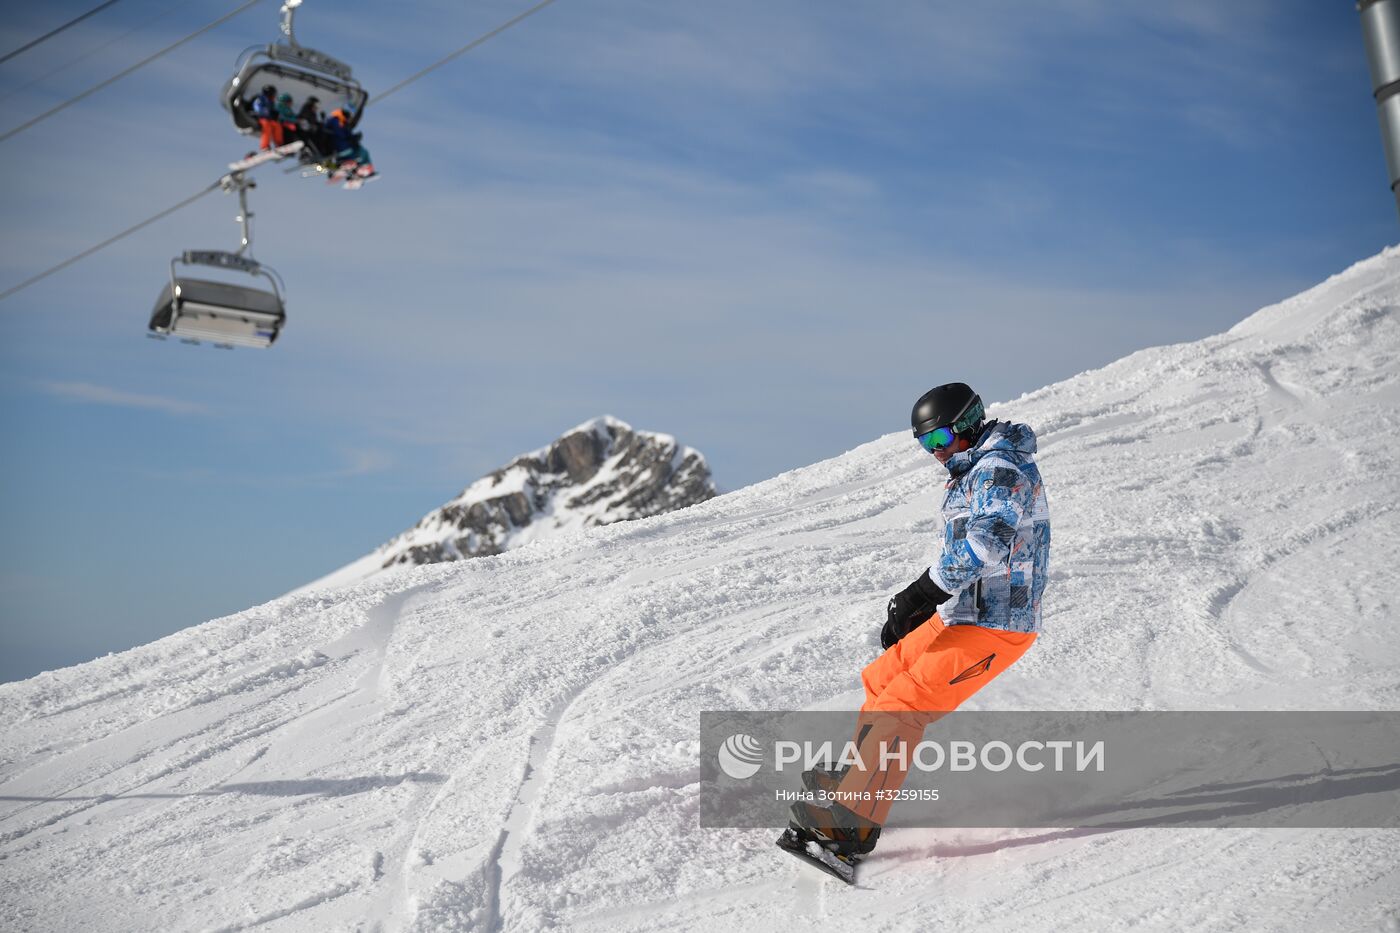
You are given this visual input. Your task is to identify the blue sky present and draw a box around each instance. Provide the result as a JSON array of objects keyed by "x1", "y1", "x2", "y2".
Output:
[{"x1": 0, "y1": 0, "x2": 1392, "y2": 682}]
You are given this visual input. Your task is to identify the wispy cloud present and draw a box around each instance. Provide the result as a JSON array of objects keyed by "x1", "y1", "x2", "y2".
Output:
[
  {"x1": 332, "y1": 448, "x2": 395, "y2": 479},
  {"x1": 132, "y1": 447, "x2": 395, "y2": 485},
  {"x1": 37, "y1": 381, "x2": 208, "y2": 415}
]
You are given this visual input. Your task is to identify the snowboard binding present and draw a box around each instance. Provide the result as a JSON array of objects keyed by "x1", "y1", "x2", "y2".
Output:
[
  {"x1": 775, "y1": 824, "x2": 863, "y2": 884},
  {"x1": 775, "y1": 801, "x2": 881, "y2": 885}
]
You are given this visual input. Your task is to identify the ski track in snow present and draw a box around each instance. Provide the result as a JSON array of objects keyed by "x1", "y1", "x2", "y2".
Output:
[
  {"x1": 485, "y1": 689, "x2": 578, "y2": 932},
  {"x1": 3, "y1": 248, "x2": 1400, "y2": 931}
]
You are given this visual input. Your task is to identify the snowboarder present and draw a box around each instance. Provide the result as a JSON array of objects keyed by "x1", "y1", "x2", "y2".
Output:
[
  {"x1": 324, "y1": 101, "x2": 376, "y2": 183},
  {"x1": 296, "y1": 95, "x2": 323, "y2": 146},
  {"x1": 249, "y1": 84, "x2": 284, "y2": 151},
  {"x1": 275, "y1": 92, "x2": 299, "y2": 138},
  {"x1": 777, "y1": 382, "x2": 1051, "y2": 883},
  {"x1": 297, "y1": 95, "x2": 323, "y2": 130}
]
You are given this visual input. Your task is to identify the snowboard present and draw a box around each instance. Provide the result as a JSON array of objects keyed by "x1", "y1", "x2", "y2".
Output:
[
  {"x1": 229, "y1": 140, "x2": 304, "y2": 171},
  {"x1": 775, "y1": 826, "x2": 859, "y2": 884}
]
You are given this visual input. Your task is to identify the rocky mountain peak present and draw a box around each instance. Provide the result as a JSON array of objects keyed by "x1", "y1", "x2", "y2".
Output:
[{"x1": 307, "y1": 417, "x2": 718, "y2": 589}]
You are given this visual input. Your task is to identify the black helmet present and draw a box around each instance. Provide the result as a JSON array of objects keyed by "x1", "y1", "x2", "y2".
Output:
[
  {"x1": 261, "y1": 84, "x2": 276, "y2": 96},
  {"x1": 911, "y1": 383, "x2": 984, "y2": 438}
]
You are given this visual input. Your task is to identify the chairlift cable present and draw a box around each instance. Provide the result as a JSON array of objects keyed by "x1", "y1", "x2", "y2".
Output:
[
  {"x1": 0, "y1": 0, "x2": 192, "y2": 107},
  {"x1": 0, "y1": 180, "x2": 222, "y2": 303},
  {"x1": 0, "y1": 0, "x2": 266, "y2": 146},
  {"x1": 0, "y1": 0, "x2": 562, "y2": 306},
  {"x1": 372, "y1": 0, "x2": 559, "y2": 105},
  {"x1": 0, "y1": 0, "x2": 125, "y2": 67}
]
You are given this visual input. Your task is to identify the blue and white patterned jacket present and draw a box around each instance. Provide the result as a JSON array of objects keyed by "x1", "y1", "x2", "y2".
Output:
[{"x1": 930, "y1": 421, "x2": 1051, "y2": 634}]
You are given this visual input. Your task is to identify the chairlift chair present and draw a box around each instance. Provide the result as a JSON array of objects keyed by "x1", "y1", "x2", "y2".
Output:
[
  {"x1": 147, "y1": 172, "x2": 286, "y2": 349},
  {"x1": 148, "y1": 251, "x2": 286, "y2": 349},
  {"x1": 221, "y1": 0, "x2": 367, "y2": 154}
]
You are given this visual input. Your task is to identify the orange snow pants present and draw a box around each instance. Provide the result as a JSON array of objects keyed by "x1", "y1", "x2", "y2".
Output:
[
  {"x1": 833, "y1": 613, "x2": 1036, "y2": 825},
  {"x1": 258, "y1": 117, "x2": 284, "y2": 150}
]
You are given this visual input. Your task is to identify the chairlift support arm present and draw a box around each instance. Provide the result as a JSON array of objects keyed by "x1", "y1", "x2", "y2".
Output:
[
  {"x1": 280, "y1": 0, "x2": 303, "y2": 47},
  {"x1": 219, "y1": 170, "x2": 256, "y2": 257}
]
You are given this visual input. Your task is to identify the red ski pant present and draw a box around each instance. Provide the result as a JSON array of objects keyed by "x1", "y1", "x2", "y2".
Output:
[
  {"x1": 258, "y1": 118, "x2": 284, "y2": 150},
  {"x1": 832, "y1": 613, "x2": 1036, "y2": 825}
]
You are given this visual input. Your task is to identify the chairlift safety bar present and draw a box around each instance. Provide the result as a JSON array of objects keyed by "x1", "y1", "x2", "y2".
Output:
[
  {"x1": 267, "y1": 43, "x2": 352, "y2": 81},
  {"x1": 181, "y1": 250, "x2": 261, "y2": 273}
]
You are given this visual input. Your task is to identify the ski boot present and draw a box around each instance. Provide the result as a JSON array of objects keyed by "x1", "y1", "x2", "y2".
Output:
[{"x1": 775, "y1": 801, "x2": 881, "y2": 884}]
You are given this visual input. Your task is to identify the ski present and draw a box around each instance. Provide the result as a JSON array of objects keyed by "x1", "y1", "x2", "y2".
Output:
[{"x1": 775, "y1": 826, "x2": 858, "y2": 885}]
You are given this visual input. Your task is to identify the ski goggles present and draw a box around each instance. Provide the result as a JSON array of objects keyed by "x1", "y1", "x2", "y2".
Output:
[{"x1": 917, "y1": 425, "x2": 958, "y2": 452}]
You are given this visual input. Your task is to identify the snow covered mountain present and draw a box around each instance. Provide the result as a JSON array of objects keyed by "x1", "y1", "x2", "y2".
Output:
[
  {"x1": 3, "y1": 250, "x2": 1399, "y2": 931},
  {"x1": 305, "y1": 416, "x2": 717, "y2": 591}
]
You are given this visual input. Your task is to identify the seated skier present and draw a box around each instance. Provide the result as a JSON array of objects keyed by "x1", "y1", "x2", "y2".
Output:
[
  {"x1": 249, "y1": 84, "x2": 284, "y2": 151},
  {"x1": 325, "y1": 101, "x2": 375, "y2": 178}
]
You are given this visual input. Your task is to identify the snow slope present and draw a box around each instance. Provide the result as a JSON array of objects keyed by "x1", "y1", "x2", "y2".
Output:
[{"x1": 3, "y1": 249, "x2": 1399, "y2": 932}]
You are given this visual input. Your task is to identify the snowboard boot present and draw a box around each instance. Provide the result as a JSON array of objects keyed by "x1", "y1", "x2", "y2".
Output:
[
  {"x1": 802, "y1": 722, "x2": 875, "y2": 797},
  {"x1": 788, "y1": 800, "x2": 882, "y2": 858},
  {"x1": 801, "y1": 761, "x2": 848, "y2": 796},
  {"x1": 328, "y1": 160, "x2": 358, "y2": 184}
]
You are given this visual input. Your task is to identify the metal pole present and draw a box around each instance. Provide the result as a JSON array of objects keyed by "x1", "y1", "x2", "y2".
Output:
[{"x1": 1359, "y1": 0, "x2": 1400, "y2": 218}]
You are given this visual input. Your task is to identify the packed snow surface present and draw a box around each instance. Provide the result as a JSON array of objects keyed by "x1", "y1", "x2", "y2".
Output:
[{"x1": 3, "y1": 249, "x2": 1400, "y2": 931}]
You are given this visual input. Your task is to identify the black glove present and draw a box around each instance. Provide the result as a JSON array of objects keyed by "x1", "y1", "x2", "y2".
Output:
[{"x1": 880, "y1": 569, "x2": 951, "y2": 650}]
